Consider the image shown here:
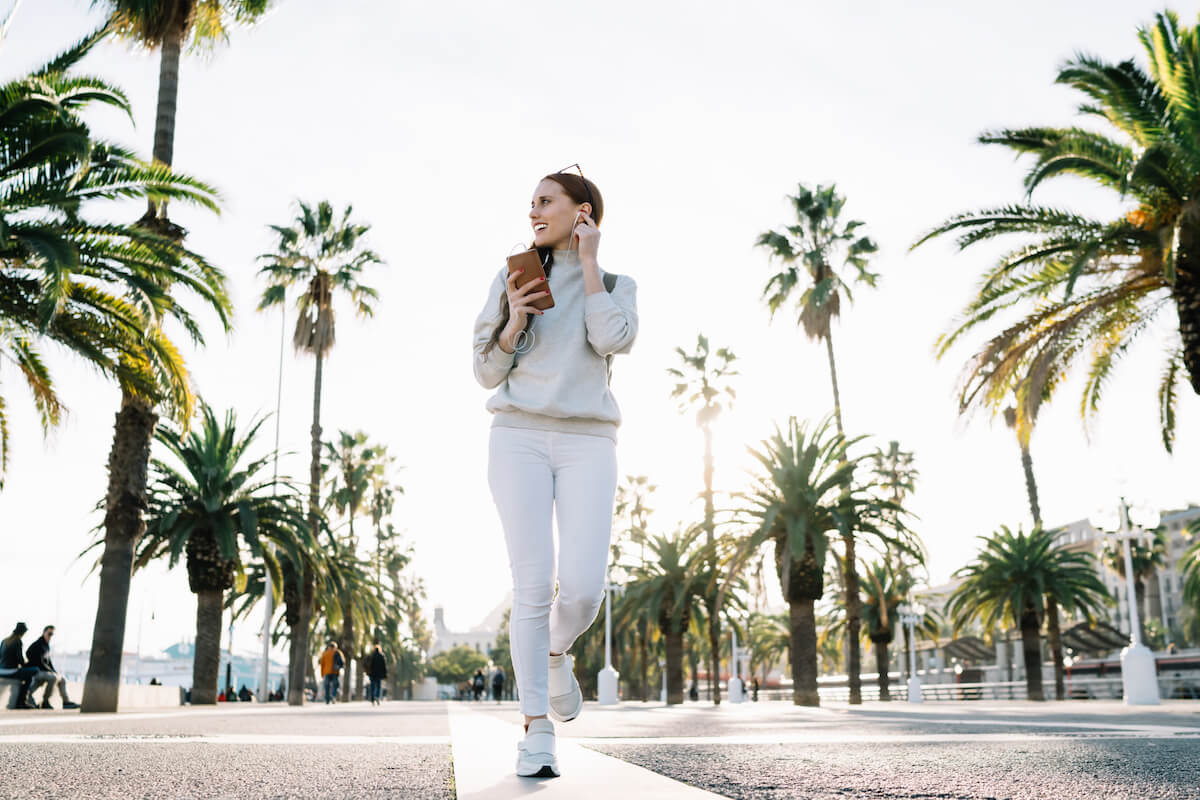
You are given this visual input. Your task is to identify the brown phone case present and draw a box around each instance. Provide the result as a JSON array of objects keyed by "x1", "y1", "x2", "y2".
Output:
[{"x1": 506, "y1": 249, "x2": 555, "y2": 311}]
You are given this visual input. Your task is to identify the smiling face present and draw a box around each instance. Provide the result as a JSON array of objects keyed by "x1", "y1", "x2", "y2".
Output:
[{"x1": 529, "y1": 178, "x2": 591, "y2": 250}]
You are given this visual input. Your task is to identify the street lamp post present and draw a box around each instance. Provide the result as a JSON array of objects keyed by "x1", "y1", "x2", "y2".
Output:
[
  {"x1": 897, "y1": 601, "x2": 925, "y2": 703},
  {"x1": 1091, "y1": 498, "x2": 1160, "y2": 706},
  {"x1": 728, "y1": 625, "x2": 745, "y2": 703},
  {"x1": 598, "y1": 570, "x2": 620, "y2": 705}
]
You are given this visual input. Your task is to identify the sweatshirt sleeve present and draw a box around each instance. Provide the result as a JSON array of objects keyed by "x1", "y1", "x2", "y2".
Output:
[
  {"x1": 473, "y1": 268, "x2": 516, "y2": 389},
  {"x1": 584, "y1": 274, "x2": 638, "y2": 357}
]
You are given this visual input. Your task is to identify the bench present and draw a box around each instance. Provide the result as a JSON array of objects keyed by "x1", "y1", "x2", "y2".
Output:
[{"x1": 0, "y1": 677, "x2": 21, "y2": 709}]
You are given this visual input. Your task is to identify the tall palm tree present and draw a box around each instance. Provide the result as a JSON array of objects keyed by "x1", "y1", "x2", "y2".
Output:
[
  {"x1": 914, "y1": 11, "x2": 1200, "y2": 453},
  {"x1": 734, "y1": 417, "x2": 911, "y2": 705},
  {"x1": 125, "y1": 405, "x2": 312, "y2": 703},
  {"x1": 756, "y1": 189, "x2": 879, "y2": 704},
  {"x1": 1103, "y1": 529, "x2": 1168, "y2": 646},
  {"x1": 0, "y1": 29, "x2": 223, "y2": 492},
  {"x1": 948, "y1": 526, "x2": 1110, "y2": 701},
  {"x1": 667, "y1": 334, "x2": 737, "y2": 704},
  {"x1": 13, "y1": 31, "x2": 238, "y2": 714},
  {"x1": 620, "y1": 526, "x2": 717, "y2": 704},
  {"x1": 258, "y1": 200, "x2": 384, "y2": 704},
  {"x1": 94, "y1": 0, "x2": 272, "y2": 225},
  {"x1": 755, "y1": 183, "x2": 878, "y2": 438}
]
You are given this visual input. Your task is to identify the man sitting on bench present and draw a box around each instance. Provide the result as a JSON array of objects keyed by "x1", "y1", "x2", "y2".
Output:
[
  {"x1": 26, "y1": 625, "x2": 78, "y2": 710},
  {"x1": 0, "y1": 622, "x2": 39, "y2": 709}
]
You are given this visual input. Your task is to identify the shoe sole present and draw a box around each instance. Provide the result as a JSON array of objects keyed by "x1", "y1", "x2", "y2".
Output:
[{"x1": 517, "y1": 763, "x2": 560, "y2": 778}]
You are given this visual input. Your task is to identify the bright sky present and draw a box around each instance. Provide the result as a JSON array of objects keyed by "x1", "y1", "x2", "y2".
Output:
[{"x1": 3, "y1": 0, "x2": 1200, "y2": 664}]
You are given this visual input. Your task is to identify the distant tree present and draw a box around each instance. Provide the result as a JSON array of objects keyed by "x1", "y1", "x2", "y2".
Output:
[{"x1": 428, "y1": 645, "x2": 488, "y2": 687}]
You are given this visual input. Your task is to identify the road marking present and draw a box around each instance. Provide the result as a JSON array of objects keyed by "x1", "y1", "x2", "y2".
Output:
[
  {"x1": 568, "y1": 731, "x2": 1200, "y2": 745},
  {"x1": 448, "y1": 704, "x2": 725, "y2": 799}
]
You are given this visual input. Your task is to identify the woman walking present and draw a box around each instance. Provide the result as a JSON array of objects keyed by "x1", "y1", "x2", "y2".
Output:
[{"x1": 472, "y1": 167, "x2": 638, "y2": 778}]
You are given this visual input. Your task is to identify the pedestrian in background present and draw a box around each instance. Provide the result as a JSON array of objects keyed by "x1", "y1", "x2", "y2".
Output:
[
  {"x1": 0, "y1": 622, "x2": 38, "y2": 709},
  {"x1": 492, "y1": 666, "x2": 506, "y2": 703},
  {"x1": 319, "y1": 641, "x2": 344, "y2": 704},
  {"x1": 367, "y1": 642, "x2": 387, "y2": 706},
  {"x1": 472, "y1": 669, "x2": 486, "y2": 701}
]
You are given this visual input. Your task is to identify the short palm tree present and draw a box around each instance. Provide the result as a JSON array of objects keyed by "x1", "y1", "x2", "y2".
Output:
[
  {"x1": 914, "y1": 11, "x2": 1200, "y2": 453},
  {"x1": 667, "y1": 333, "x2": 737, "y2": 704},
  {"x1": 1182, "y1": 523, "x2": 1200, "y2": 628},
  {"x1": 621, "y1": 526, "x2": 717, "y2": 705},
  {"x1": 860, "y1": 560, "x2": 912, "y2": 701},
  {"x1": 258, "y1": 199, "x2": 384, "y2": 704},
  {"x1": 746, "y1": 611, "x2": 789, "y2": 685},
  {"x1": 1102, "y1": 529, "x2": 1168, "y2": 646},
  {"x1": 128, "y1": 405, "x2": 311, "y2": 704},
  {"x1": 948, "y1": 526, "x2": 1110, "y2": 701},
  {"x1": 734, "y1": 416, "x2": 912, "y2": 705}
]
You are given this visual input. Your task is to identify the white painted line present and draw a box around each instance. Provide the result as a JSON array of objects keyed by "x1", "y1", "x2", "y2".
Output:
[
  {"x1": 448, "y1": 705, "x2": 726, "y2": 799},
  {"x1": 0, "y1": 734, "x2": 450, "y2": 745},
  {"x1": 568, "y1": 731, "x2": 1200, "y2": 745}
]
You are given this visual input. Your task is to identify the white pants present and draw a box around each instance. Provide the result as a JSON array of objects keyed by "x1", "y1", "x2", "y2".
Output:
[{"x1": 487, "y1": 426, "x2": 618, "y2": 717}]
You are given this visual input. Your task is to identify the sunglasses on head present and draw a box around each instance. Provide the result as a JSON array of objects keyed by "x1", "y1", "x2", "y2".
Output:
[{"x1": 556, "y1": 163, "x2": 595, "y2": 214}]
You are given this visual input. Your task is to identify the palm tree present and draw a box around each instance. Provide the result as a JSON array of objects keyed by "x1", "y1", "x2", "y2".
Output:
[
  {"x1": 1103, "y1": 529, "x2": 1168, "y2": 646},
  {"x1": 667, "y1": 334, "x2": 737, "y2": 704},
  {"x1": 734, "y1": 417, "x2": 911, "y2": 705},
  {"x1": 323, "y1": 430, "x2": 391, "y2": 699},
  {"x1": 755, "y1": 183, "x2": 878, "y2": 439},
  {"x1": 1183, "y1": 523, "x2": 1200, "y2": 635},
  {"x1": 621, "y1": 526, "x2": 717, "y2": 704},
  {"x1": 127, "y1": 405, "x2": 312, "y2": 703},
  {"x1": 94, "y1": 0, "x2": 272, "y2": 226},
  {"x1": 860, "y1": 560, "x2": 913, "y2": 701},
  {"x1": 257, "y1": 199, "x2": 384, "y2": 705},
  {"x1": 0, "y1": 30, "x2": 223, "y2": 492},
  {"x1": 948, "y1": 526, "x2": 1110, "y2": 701},
  {"x1": 914, "y1": 11, "x2": 1200, "y2": 453},
  {"x1": 756, "y1": 189, "x2": 880, "y2": 705},
  {"x1": 746, "y1": 611, "x2": 789, "y2": 686}
]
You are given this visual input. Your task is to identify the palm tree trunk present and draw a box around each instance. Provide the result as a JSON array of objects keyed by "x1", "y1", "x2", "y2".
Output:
[
  {"x1": 639, "y1": 618, "x2": 650, "y2": 701},
  {"x1": 665, "y1": 630, "x2": 684, "y2": 704},
  {"x1": 289, "y1": 350, "x2": 325, "y2": 705},
  {"x1": 789, "y1": 599, "x2": 819, "y2": 706},
  {"x1": 1046, "y1": 597, "x2": 1065, "y2": 701},
  {"x1": 82, "y1": 394, "x2": 158, "y2": 713},
  {"x1": 903, "y1": 624, "x2": 912, "y2": 681},
  {"x1": 842, "y1": 545, "x2": 863, "y2": 705},
  {"x1": 824, "y1": 329, "x2": 845, "y2": 437},
  {"x1": 1019, "y1": 444, "x2": 1041, "y2": 527},
  {"x1": 1019, "y1": 610, "x2": 1044, "y2": 701},
  {"x1": 340, "y1": 607, "x2": 354, "y2": 702},
  {"x1": 1173, "y1": 215, "x2": 1200, "y2": 395},
  {"x1": 191, "y1": 589, "x2": 224, "y2": 704},
  {"x1": 702, "y1": 423, "x2": 721, "y2": 706},
  {"x1": 355, "y1": 655, "x2": 365, "y2": 701},
  {"x1": 875, "y1": 640, "x2": 891, "y2": 701}
]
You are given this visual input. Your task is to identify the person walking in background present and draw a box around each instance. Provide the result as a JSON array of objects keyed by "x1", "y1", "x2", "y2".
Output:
[
  {"x1": 366, "y1": 642, "x2": 387, "y2": 706},
  {"x1": 492, "y1": 666, "x2": 506, "y2": 703},
  {"x1": 25, "y1": 626, "x2": 78, "y2": 709},
  {"x1": 319, "y1": 641, "x2": 344, "y2": 704},
  {"x1": 473, "y1": 166, "x2": 637, "y2": 778},
  {"x1": 0, "y1": 622, "x2": 39, "y2": 709},
  {"x1": 472, "y1": 669, "x2": 486, "y2": 701}
]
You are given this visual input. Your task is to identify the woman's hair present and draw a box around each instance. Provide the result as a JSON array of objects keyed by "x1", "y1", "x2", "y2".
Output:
[{"x1": 481, "y1": 172, "x2": 604, "y2": 357}]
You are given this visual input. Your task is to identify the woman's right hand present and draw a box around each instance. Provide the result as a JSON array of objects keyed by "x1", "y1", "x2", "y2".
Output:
[{"x1": 500, "y1": 270, "x2": 549, "y2": 351}]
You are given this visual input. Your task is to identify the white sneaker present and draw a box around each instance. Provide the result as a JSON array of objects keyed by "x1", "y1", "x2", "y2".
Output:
[
  {"x1": 548, "y1": 653, "x2": 583, "y2": 723},
  {"x1": 516, "y1": 719, "x2": 560, "y2": 777}
]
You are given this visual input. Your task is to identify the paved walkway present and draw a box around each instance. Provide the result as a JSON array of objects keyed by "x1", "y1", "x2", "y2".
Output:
[{"x1": 0, "y1": 699, "x2": 1198, "y2": 798}]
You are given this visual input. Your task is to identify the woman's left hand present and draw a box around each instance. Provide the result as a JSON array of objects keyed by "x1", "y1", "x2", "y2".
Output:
[{"x1": 574, "y1": 210, "x2": 600, "y2": 263}]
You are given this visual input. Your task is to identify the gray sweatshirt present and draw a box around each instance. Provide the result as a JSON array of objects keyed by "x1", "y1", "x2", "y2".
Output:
[{"x1": 472, "y1": 249, "x2": 638, "y2": 442}]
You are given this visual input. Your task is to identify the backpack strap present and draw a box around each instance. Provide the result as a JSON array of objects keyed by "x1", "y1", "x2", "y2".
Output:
[{"x1": 602, "y1": 273, "x2": 620, "y2": 384}]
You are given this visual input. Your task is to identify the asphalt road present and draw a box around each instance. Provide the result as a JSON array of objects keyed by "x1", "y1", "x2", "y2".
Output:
[{"x1": 1, "y1": 699, "x2": 1197, "y2": 799}]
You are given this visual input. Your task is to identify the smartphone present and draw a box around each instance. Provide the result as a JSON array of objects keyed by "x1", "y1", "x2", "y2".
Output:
[{"x1": 506, "y1": 249, "x2": 555, "y2": 311}]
